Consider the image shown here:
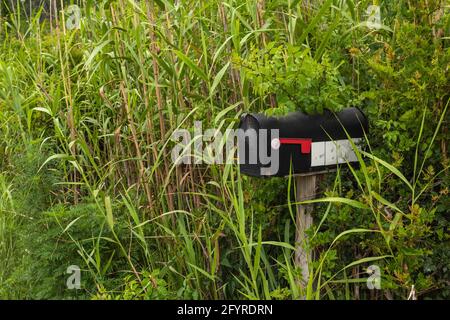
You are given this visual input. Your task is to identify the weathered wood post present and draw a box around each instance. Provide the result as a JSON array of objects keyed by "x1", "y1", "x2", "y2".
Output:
[{"x1": 294, "y1": 174, "x2": 317, "y2": 290}]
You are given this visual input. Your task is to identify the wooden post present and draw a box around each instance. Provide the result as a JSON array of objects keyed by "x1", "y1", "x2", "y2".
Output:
[{"x1": 295, "y1": 174, "x2": 320, "y2": 291}]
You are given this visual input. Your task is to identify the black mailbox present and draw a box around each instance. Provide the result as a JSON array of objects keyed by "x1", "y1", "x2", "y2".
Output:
[{"x1": 238, "y1": 107, "x2": 368, "y2": 177}]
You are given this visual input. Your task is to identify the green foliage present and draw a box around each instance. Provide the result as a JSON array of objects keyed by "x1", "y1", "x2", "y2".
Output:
[
  {"x1": 0, "y1": 0, "x2": 448, "y2": 301},
  {"x1": 94, "y1": 270, "x2": 179, "y2": 300},
  {"x1": 236, "y1": 43, "x2": 350, "y2": 115}
]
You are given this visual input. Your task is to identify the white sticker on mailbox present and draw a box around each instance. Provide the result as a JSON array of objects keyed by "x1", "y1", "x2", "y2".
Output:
[
  {"x1": 336, "y1": 139, "x2": 360, "y2": 163},
  {"x1": 311, "y1": 139, "x2": 362, "y2": 167},
  {"x1": 311, "y1": 142, "x2": 326, "y2": 167}
]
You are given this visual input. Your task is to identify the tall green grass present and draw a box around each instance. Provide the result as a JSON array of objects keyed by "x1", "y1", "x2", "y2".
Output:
[{"x1": 0, "y1": 0, "x2": 448, "y2": 300}]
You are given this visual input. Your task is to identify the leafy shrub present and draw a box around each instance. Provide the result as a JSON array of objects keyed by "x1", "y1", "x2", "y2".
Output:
[{"x1": 236, "y1": 42, "x2": 351, "y2": 115}]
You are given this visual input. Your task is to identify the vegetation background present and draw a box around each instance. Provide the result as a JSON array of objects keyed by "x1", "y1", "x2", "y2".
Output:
[{"x1": 0, "y1": 0, "x2": 448, "y2": 300}]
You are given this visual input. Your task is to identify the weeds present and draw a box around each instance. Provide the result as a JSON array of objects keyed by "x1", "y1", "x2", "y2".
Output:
[{"x1": 0, "y1": 0, "x2": 448, "y2": 300}]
